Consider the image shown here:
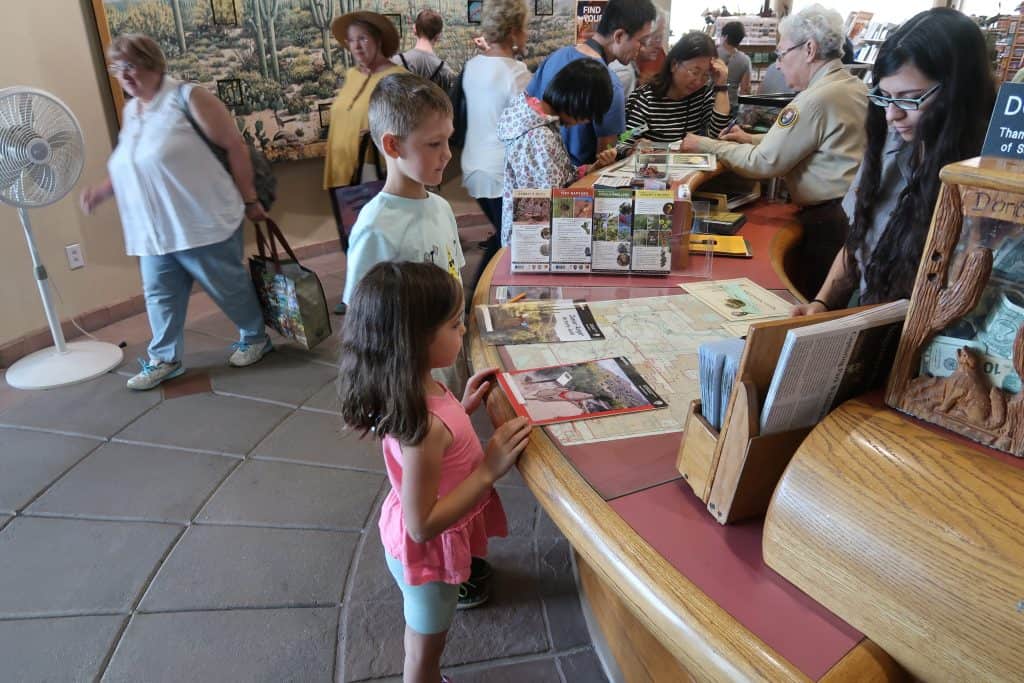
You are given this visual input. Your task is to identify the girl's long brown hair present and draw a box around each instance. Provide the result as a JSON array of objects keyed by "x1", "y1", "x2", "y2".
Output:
[{"x1": 338, "y1": 261, "x2": 463, "y2": 445}]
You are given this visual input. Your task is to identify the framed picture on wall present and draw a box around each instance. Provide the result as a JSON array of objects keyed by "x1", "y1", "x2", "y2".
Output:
[
  {"x1": 88, "y1": 0, "x2": 576, "y2": 161},
  {"x1": 536, "y1": 0, "x2": 555, "y2": 16}
]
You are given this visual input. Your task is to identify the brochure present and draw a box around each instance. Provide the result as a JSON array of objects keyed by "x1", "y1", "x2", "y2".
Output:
[
  {"x1": 476, "y1": 300, "x2": 604, "y2": 345},
  {"x1": 498, "y1": 356, "x2": 667, "y2": 425},
  {"x1": 510, "y1": 188, "x2": 552, "y2": 273},
  {"x1": 631, "y1": 190, "x2": 674, "y2": 274},
  {"x1": 689, "y1": 234, "x2": 752, "y2": 258},
  {"x1": 684, "y1": 277, "x2": 792, "y2": 320},
  {"x1": 550, "y1": 188, "x2": 594, "y2": 273},
  {"x1": 592, "y1": 189, "x2": 634, "y2": 272}
]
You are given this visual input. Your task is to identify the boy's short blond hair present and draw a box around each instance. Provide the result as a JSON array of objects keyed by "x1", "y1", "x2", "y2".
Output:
[{"x1": 369, "y1": 72, "x2": 453, "y2": 148}]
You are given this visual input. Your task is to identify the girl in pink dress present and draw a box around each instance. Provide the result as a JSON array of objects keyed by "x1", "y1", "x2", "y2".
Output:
[{"x1": 339, "y1": 261, "x2": 531, "y2": 683}]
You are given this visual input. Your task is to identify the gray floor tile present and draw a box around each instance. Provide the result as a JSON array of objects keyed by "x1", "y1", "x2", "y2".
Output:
[
  {"x1": 0, "y1": 517, "x2": 180, "y2": 617},
  {"x1": 277, "y1": 328, "x2": 342, "y2": 367},
  {"x1": 347, "y1": 535, "x2": 402, "y2": 606},
  {"x1": 537, "y1": 537, "x2": 589, "y2": 651},
  {"x1": 197, "y1": 460, "x2": 383, "y2": 531},
  {"x1": 0, "y1": 515, "x2": 9, "y2": 530},
  {"x1": 453, "y1": 658, "x2": 562, "y2": 683},
  {"x1": 115, "y1": 330, "x2": 234, "y2": 377},
  {"x1": 443, "y1": 537, "x2": 549, "y2": 666},
  {"x1": 0, "y1": 428, "x2": 100, "y2": 513},
  {"x1": 103, "y1": 608, "x2": 338, "y2": 683},
  {"x1": 114, "y1": 393, "x2": 290, "y2": 456},
  {"x1": 140, "y1": 525, "x2": 358, "y2": 611},
  {"x1": 536, "y1": 508, "x2": 565, "y2": 538},
  {"x1": 301, "y1": 379, "x2": 342, "y2": 414},
  {"x1": 559, "y1": 648, "x2": 610, "y2": 682},
  {"x1": 251, "y1": 410, "x2": 383, "y2": 472},
  {"x1": 26, "y1": 442, "x2": 237, "y2": 523},
  {"x1": 0, "y1": 615, "x2": 127, "y2": 683},
  {"x1": 497, "y1": 485, "x2": 539, "y2": 537},
  {"x1": 345, "y1": 537, "x2": 548, "y2": 679},
  {"x1": 0, "y1": 373, "x2": 160, "y2": 439},
  {"x1": 210, "y1": 351, "x2": 337, "y2": 407}
]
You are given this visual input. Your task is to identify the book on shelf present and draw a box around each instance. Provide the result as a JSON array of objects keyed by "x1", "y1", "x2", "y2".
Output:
[
  {"x1": 550, "y1": 188, "x2": 594, "y2": 273},
  {"x1": 510, "y1": 188, "x2": 552, "y2": 273},
  {"x1": 758, "y1": 299, "x2": 909, "y2": 435},
  {"x1": 498, "y1": 356, "x2": 667, "y2": 426}
]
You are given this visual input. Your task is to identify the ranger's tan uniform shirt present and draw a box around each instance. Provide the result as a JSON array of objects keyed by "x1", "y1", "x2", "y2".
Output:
[{"x1": 698, "y1": 59, "x2": 867, "y2": 206}]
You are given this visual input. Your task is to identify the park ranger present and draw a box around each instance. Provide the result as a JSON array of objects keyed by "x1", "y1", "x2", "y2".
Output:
[{"x1": 681, "y1": 4, "x2": 867, "y2": 300}]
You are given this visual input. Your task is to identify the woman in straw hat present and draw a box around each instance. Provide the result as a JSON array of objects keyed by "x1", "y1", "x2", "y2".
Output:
[{"x1": 323, "y1": 12, "x2": 404, "y2": 255}]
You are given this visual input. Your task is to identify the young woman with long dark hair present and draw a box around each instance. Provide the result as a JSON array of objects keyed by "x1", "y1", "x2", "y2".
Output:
[{"x1": 793, "y1": 8, "x2": 996, "y2": 314}]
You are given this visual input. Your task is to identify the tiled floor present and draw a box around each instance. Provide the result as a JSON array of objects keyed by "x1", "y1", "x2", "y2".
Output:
[{"x1": 0, "y1": 220, "x2": 609, "y2": 682}]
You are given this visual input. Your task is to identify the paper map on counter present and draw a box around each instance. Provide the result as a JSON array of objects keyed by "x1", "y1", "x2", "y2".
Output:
[
  {"x1": 682, "y1": 277, "x2": 792, "y2": 321},
  {"x1": 502, "y1": 294, "x2": 752, "y2": 444}
]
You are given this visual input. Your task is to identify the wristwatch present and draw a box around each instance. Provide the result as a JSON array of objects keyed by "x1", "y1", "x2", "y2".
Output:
[{"x1": 712, "y1": 84, "x2": 729, "y2": 93}]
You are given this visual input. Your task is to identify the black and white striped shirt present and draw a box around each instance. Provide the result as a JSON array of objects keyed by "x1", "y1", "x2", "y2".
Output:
[{"x1": 625, "y1": 83, "x2": 730, "y2": 143}]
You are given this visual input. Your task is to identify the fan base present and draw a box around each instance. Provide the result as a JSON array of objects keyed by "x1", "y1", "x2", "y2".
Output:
[{"x1": 6, "y1": 340, "x2": 124, "y2": 390}]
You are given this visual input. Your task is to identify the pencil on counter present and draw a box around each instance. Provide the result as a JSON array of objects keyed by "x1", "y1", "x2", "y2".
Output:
[{"x1": 508, "y1": 292, "x2": 528, "y2": 303}]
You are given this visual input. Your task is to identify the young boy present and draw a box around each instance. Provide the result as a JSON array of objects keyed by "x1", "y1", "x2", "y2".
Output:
[{"x1": 341, "y1": 72, "x2": 465, "y2": 308}]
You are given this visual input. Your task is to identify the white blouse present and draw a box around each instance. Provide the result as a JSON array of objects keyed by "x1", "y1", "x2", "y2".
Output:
[
  {"x1": 460, "y1": 55, "x2": 531, "y2": 199},
  {"x1": 108, "y1": 77, "x2": 244, "y2": 257}
]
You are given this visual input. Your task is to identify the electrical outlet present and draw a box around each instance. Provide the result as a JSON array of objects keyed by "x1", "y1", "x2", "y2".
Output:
[{"x1": 65, "y1": 243, "x2": 85, "y2": 270}]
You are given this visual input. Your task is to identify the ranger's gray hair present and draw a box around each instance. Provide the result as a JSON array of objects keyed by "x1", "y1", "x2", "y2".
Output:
[{"x1": 779, "y1": 4, "x2": 845, "y2": 61}]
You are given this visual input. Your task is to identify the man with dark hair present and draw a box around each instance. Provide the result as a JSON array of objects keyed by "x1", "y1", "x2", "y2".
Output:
[
  {"x1": 526, "y1": 0, "x2": 656, "y2": 165},
  {"x1": 392, "y1": 8, "x2": 456, "y2": 92},
  {"x1": 717, "y1": 20, "x2": 751, "y2": 112}
]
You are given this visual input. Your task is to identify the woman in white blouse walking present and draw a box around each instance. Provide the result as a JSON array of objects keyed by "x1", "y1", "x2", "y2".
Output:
[
  {"x1": 80, "y1": 34, "x2": 271, "y2": 391},
  {"x1": 460, "y1": 0, "x2": 531, "y2": 282}
]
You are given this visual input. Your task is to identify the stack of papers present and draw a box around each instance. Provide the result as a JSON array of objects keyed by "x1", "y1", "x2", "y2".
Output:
[{"x1": 698, "y1": 338, "x2": 746, "y2": 429}]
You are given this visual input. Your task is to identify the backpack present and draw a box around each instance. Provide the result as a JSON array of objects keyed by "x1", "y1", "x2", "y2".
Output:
[
  {"x1": 448, "y1": 69, "x2": 468, "y2": 150},
  {"x1": 398, "y1": 52, "x2": 453, "y2": 92},
  {"x1": 176, "y1": 84, "x2": 277, "y2": 210}
]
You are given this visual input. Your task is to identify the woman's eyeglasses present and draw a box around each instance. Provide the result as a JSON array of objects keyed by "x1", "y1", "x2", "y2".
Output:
[
  {"x1": 107, "y1": 61, "x2": 137, "y2": 75},
  {"x1": 772, "y1": 41, "x2": 807, "y2": 62},
  {"x1": 867, "y1": 83, "x2": 940, "y2": 111}
]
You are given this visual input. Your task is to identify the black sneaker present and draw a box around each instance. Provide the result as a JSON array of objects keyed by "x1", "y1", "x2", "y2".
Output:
[
  {"x1": 469, "y1": 556, "x2": 492, "y2": 583},
  {"x1": 457, "y1": 576, "x2": 490, "y2": 610}
]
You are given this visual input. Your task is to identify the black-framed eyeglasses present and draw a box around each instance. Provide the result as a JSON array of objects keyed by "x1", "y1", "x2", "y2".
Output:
[
  {"x1": 772, "y1": 41, "x2": 807, "y2": 62},
  {"x1": 867, "y1": 83, "x2": 941, "y2": 111}
]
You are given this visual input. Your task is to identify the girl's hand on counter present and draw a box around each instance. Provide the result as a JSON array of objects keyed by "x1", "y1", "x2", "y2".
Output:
[{"x1": 719, "y1": 127, "x2": 753, "y2": 144}]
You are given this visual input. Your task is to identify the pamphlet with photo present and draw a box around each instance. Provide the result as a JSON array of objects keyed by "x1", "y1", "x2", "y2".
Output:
[{"x1": 550, "y1": 188, "x2": 594, "y2": 273}]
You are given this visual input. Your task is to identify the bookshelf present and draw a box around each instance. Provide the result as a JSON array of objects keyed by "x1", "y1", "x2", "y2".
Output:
[
  {"x1": 713, "y1": 15, "x2": 778, "y2": 88},
  {"x1": 993, "y1": 11, "x2": 1024, "y2": 82}
]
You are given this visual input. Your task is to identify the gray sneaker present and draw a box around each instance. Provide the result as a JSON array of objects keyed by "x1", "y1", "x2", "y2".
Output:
[
  {"x1": 228, "y1": 338, "x2": 273, "y2": 367},
  {"x1": 126, "y1": 359, "x2": 185, "y2": 391}
]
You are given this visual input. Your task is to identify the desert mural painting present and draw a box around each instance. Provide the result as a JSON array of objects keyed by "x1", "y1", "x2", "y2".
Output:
[{"x1": 92, "y1": 0, "x2": 580, "y2": 161}]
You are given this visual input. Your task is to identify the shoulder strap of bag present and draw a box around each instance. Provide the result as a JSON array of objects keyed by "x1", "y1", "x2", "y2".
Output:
[
  {"x1": 253, "y1": 219, "x2": 299, "y2": 270},
  {"x1": 399, "y1": 53, "x2": 410, "y2": 70},
  {"x1": 177, "y1": 85, "x2": 220, "y2": 153},
  {"x1": 350, "y1": 133, "x2": 384, "y2": 186},
  {"x1": 429, "y1": 59, "x2": 446, "y2": 82}
]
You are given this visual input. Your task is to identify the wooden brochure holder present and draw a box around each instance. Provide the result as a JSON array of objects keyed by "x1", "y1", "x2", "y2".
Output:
[{"x1": 677, "y1": 307, "x2": 873, "y2": 524}]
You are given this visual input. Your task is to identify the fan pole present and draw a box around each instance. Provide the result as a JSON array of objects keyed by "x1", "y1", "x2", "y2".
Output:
[{"x1": 19, "y1": 207, "x2": 68, "y2": 354}]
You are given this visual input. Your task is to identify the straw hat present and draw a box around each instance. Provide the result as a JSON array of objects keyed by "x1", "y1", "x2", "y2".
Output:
[{"x1": 331, "y1": 11, "x2": 400, "y2": 58}]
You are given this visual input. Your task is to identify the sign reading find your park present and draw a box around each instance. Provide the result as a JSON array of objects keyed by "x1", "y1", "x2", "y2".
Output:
[{"x1": 983, "y1": 83, "x2": 1024, "y2": 159}]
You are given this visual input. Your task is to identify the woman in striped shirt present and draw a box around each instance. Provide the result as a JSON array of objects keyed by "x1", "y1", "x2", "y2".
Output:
[{"x1": 626, "y1": 31, "x2": 731, "y2": 144}]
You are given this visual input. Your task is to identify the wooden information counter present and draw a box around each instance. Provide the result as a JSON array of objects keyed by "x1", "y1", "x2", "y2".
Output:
[{"x1": 467, "y1": 179, "x2": 905, "y2": 681}]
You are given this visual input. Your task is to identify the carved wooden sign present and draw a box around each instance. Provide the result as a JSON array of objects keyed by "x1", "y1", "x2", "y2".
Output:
[{"x1": 886, "y1": 158, "x2": 1024, "y2": 456}]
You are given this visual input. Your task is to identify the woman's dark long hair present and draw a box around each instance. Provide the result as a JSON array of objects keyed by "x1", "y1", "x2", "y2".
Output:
[
  {"x1": 338, "y1": 261, "x2": 463, "y2": 445},
  {"x1": 650, "y1": 31, "x2": 716, "y2": 100},
  {"x1": 851, "y1": 8, "x2": 995, "y2": 303}
]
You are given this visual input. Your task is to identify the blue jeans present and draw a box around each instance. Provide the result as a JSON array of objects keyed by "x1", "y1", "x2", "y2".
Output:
[{"x1": 140, "y1": 226, "x2": 267, "y2": 363}]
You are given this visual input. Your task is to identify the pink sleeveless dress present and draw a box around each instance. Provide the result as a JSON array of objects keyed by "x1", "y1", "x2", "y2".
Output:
[{"x1": 379, "y1": 385, "x2": 508, "y2": 586}]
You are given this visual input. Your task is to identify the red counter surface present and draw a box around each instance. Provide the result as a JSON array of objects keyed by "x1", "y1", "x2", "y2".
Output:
[{"x1": 470, "y1": 199, "x2": 887, "y2": 681}]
